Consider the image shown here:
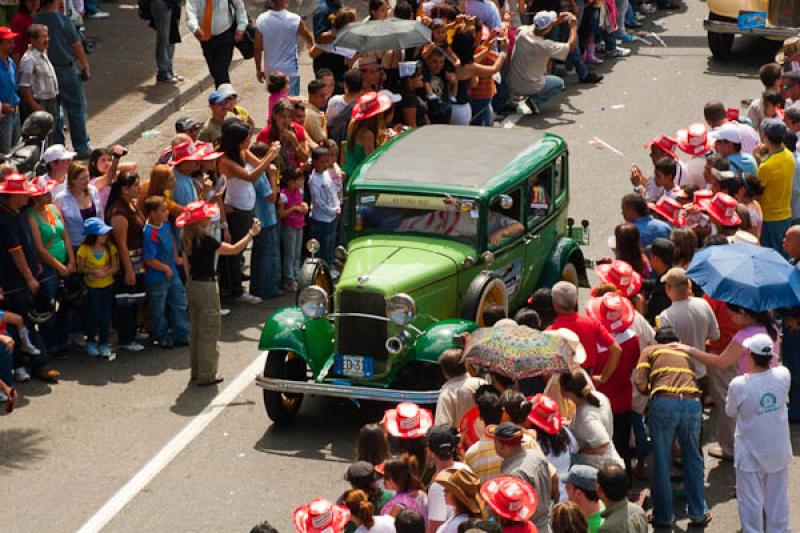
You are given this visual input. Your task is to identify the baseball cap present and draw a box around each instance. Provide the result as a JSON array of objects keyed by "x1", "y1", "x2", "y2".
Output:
[
  {"x1": 762, "y1": 118, "x2": 788, "y2": 142},
  {"x1": 345, "y1": 461, "x2": 376, "y2": 483},
  {"x1": 378, "y1": 89, "x2": 402, "y2": 104},
  {"x1": 487, "y1": 422, "x2": 523, "y2": 442},
  {"x1": 83, "y1": 217, "x2": 112, "y2": 236},
  {"x1": 43, "y1": 144, "x2": 77, "y2": 164},
  {"x1": 208, "y1": 90, "x2": 226, "y2": 105},
  {"x1": 175, "y1": 116, "x2": 201, "y2": 133},
  {"x1": 564, "y1": 464, "x2": 598, "y2": 492},
  {"x1": 649, "y1": 237, "x2": 675, "y2": 262},
  {"x1": 533, "y1": 11, "x2": 557, "y2": 30},
  {"x1": 743, "y1": 333, "x2": 773, "y2": 356},
  {"x1": 660, "y1": 267, "x2": 689, "y2": 287},
  {"x1": 217, "y1": 83, "x2": 237, "y2": 100},
  {"x1": 427, "y1": 425, "x2": 459, "y2": 455},
  {"x1": 0, "y1": 26, "x2": 18, "y2": 40},
  {"x1": 714, "y1": 122, "x2": 741, "y2": 144}
]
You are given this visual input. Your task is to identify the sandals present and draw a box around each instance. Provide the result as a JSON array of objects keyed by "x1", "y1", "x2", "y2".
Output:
[{"x1": 689, "y1": 512, "x2": 713, "y2": 528}]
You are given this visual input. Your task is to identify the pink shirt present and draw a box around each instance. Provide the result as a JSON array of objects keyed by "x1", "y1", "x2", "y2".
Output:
[
  {"x1": 733, "y1": 325, "x2": 777, "y2": 374},
  {"x1": 280, "y1": 187, "x2": 305, "y2": 228}
]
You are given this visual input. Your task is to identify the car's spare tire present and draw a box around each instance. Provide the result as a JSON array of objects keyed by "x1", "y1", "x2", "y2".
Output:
[
  {"x1": 296, "y1": 259, "x2": 333, "y2": 307},
  {"x1": 461, "y1": 272, "x2": 508, "y2": 326}
]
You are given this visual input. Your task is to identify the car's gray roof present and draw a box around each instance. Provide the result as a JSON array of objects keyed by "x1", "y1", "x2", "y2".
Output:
[{"x1": 360, "y1": 125, "x2": 543, "y2": 189}]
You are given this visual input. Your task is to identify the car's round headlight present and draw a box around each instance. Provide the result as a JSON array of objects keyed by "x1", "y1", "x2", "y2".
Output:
[
  {"x1": 387, "y1": 293, "x2": 416, "y2": 326},
  {"x1": 298, "y1": 286, "x2": 328, "y2": 319}
]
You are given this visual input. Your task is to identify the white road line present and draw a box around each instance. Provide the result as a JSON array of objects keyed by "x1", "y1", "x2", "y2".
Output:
[{"x1": 77, "y1": 351, "x2": 268, "y2": 533}]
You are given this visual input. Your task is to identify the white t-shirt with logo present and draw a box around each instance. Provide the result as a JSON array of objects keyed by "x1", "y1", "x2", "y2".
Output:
[{"x1": 725, "y1": 366, "x2": 792, "y2": 473}]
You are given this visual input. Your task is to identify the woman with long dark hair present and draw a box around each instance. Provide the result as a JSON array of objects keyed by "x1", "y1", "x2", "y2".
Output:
[
  {"x1": 256, "y1": 100, "x2": 310, "y2": 177},
  {"x1": 54, "y1": 162, "x2": 102, "y2": 248},
  {"x1": 380, "y1": 455, "x2": 427, "y2": 518},
  {"x1": 613, "y1": 223, "x2": 650, "y2": 277},
  {"x1": 449, "y1": 25, "x2": 506, "y2": 126},
  {"x1": 559, "y1": 370, "x2": 623, "y2": 469},
  {"x1": 106, "y1": 172, "x2": 147, "y2": 352}
]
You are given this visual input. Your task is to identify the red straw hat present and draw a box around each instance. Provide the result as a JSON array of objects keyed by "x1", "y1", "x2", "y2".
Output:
[
  {"x1": 699, "y1": 192, "x2": 741, "y2": 227},
  {"x1": 526, "y1": 394, "x2": 562, "y2": 435},
  {"x1": 675, "y1": 123, "x2": 712, "y2": 157},
  {"x1": 480, "y1": 476, "x2": 538, "y2": 524},
  {"x1": 0, "y1": 173, "x2": 33, "y2": 195},
  {"x1": 585, "y1": 293, "x2": 635, "y2": 334},
  {"x1": 594, "y1": 260, "x2": 642, "y2": 298},
  {"x1": 458, "y1": 405, "x2": 483, "y2": 450},
  {"x1": 170, "y1": 140, "x2": 211, "y2": 166},
  {"x1": 292, "y1": 498, "x2": 351, "y2": 533},
  {"x1": 644, "y1": 134, "x2": 678, "y2": 159},
  {"x1": 384, "y1": 402, "x2": 433, "y2": 439},
  {"x1": 648, "y1": 196, "x2": 687, "y2": 227},
  {"x1": 175, "y1": 200, "x2": 220, "y2": 227},
  {"x1": 29, "y1": 179, "x2": 58, "y2": 197},
  {"x1": 0, "y1": 26, "x2": 18, "y2": 40},
  {"x1": 352, "y1": 91, "x2": 393, "y2": 122}
]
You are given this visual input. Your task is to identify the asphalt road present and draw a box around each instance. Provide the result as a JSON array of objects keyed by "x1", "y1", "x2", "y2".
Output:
[{"x1": 3, "y1": 1, "x2": 799, "y2": 532}]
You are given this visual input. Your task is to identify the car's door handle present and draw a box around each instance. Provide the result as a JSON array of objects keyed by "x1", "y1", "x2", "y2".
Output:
[{"x1": 524, "y1": 235, "x2": 539, "y2": 244}]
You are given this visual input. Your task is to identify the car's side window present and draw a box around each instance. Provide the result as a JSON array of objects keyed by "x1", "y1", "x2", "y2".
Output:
[
  {"x1": 488, "y1": 188, "x2": 525, "y2": 249},
  {"x1": 527, "y1": 165, "x2": 554, "y2": 226},
  {"x1": 554, "y1": 155, "x2": 566, "y2": 206}
]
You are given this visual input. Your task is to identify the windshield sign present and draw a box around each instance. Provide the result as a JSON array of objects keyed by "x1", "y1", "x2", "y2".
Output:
[{"x1": 355, "y1": 193, "x2": 479, "y2": 243}]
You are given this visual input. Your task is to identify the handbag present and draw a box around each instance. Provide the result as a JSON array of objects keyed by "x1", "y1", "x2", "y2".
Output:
[{"x1": 227, "y1": 0, "x2": 256, "y2": 59}]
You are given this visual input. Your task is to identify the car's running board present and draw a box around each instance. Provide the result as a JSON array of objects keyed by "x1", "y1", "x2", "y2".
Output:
[
  {"x1": 704, "y1": 19, "x2": 800, "y2": 36},
  {"x1": 255, "y1": 375, "x2": 440, "y2": 404}
]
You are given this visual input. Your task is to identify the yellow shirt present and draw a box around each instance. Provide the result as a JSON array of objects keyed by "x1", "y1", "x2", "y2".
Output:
[
  {"x1": 77, "y1": 242, "x2": 117, "y2": 289},
  {"x1": 757, "y1": 147, "x2": 795, "y2": 222}
]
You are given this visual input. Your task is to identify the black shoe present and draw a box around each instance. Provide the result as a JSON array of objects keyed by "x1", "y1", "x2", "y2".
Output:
[
  {"x1": 525, "y1": 97, "x2": 541, "y2": 114},
  {"x1": 579, "y1": 72, "x2": 604, "y2": 84}
]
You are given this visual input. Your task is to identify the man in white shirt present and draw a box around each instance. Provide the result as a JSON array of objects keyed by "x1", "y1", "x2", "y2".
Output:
[
  {"x1": 425, "y1": 425, "x2": 472, "y2": 533},
  {"x1": 507, "y1": 10, "x2": 576, "y2": 114},
  {"x1": 18, "y1": 24, "x2": 58, "y2": 134},
  {"x1": 254, "y1": 0, "x2": 314, "y2": 96},
  {"x1": 186, "y1": 0, "x2": 248, "y2": 86}
]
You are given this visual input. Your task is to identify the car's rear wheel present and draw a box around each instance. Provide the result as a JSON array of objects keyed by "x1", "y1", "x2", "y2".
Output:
[
  {"x1": 296, "y1": 259, "x2": 333, "y2": 306},
  {"x1": 263, "y1": 350, "x2": 307, "y2": 424},
  {"x1": 707, "y1": 13, "x2": 734, "y2": 58},
  {"x1": 560, "y1": 261, "x2": 580, "y2": 287},
  {"x1": 461, "y1": 272, "x2": 508, "y2": 326}
]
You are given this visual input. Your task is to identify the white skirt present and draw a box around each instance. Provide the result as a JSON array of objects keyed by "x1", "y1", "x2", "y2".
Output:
[{"x1": 450, "y1": 103, "x2": 472, "y2": 126}]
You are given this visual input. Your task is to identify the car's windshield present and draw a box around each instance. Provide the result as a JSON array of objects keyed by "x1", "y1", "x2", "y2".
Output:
[{"x1": 354, "y1": 192, "x2": 479, "y2": 244}]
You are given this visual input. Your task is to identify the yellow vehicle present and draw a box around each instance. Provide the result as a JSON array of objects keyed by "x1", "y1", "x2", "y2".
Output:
[{"x1": 704, "y1": 0, "x2": 799, "y2": 58}]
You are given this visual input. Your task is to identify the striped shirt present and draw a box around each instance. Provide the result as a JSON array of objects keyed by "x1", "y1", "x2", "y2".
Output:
[
  {"x1": 634, "y1": 345, "x2": 702, "y2": 398},
  {"x1": 464, "y1": 434, "x2": 538, "y2": 484}
]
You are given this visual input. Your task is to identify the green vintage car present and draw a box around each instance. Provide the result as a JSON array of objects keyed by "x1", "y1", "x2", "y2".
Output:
[{"x1": 255, "y1": 126, "x2": 589, "y2": 423}]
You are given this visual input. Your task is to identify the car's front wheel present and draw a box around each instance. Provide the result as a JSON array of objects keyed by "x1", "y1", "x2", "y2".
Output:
[
  {"x1": 461, "y1": 272, "x2": 508, "y2": 326},
  {"x1": 263, "y1": 350, "x2": 307, "y2": 424},
  {"x1": 560, "y1": 261, "x2": 580, "y2": 287}
]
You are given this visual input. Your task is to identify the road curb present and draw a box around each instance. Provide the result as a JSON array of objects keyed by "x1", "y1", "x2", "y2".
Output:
[{"x1": 99, "y1": 59, "x2": 244, "y2": 148}]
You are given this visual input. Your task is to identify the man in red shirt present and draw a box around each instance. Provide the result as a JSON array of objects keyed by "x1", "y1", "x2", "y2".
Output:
[{"x1": 547, "y1": 281, "x2": 622, "y2": 377}]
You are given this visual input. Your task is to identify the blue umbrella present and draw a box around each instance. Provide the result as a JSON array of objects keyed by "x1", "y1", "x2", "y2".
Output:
[{"x1": 686, "y1": 242, "x2": 800, "y2": 311}]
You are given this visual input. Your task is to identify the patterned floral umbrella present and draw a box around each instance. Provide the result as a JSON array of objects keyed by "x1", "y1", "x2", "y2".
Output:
[{"x1": 465, "y1": 325, "x2": 573, "y2": 380}]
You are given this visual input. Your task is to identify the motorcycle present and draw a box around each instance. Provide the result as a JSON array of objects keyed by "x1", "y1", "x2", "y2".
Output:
[{"x1": 4, "y1": 111, "x2": 55, "y2": 177}]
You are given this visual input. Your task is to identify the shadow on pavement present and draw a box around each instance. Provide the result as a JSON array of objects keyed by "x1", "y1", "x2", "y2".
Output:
[
  {"x1": 170, "y1": 380, "x2": 225, "y2": 416},
  {"x1": 0, "y1": 427, "x2": 47, "y2": 470}
]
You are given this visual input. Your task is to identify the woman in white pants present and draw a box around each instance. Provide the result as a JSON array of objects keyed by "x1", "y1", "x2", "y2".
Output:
[{"x1": 725, "y1": 334, "x2": 792, "y2": 533}]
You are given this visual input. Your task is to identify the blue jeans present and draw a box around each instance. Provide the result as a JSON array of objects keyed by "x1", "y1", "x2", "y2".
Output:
[
  {"x1": 38, "y1": 266, "x2": 67, "y2": 353},
  {"x1": 151, "y1": 0, "x2": 175, "y2": 80},
  {"x1": 556, "y1": 23, "x2": 588, "y2": 79},
  {"x1": 53, "y1": 65, "x2": 90, "y2": 154},
  {"x1": 289, "y1": 76, "x2": 301, "y2": 96},
  {"x1": 761, "y1": 218, "x2": 792, "y2": 258},
  {"x1": 588, "y1": 7, "x2": 617, "y2": 52},
  {"x1": 310, "y1": 219, "x2": 337, "y2": 266},
  {"x1": 281, "y1": 225, "x2": 303, "y2": 285},
  {"x1": 647, "y1": 396, "x2": 708, "y2": 525},
  {"x1": 470, "y1": 98, "x2": 493, "y2": 126},
  {"x1": 85, "y1": 0, "x2": 98, "y2": 15},
  {"x1": 0, "y1": 110, "x2": 20, "y2": 154},
  {"x1": 145, "y1": 275, "x2": 190, "y2": 344},
  {"x1": 615, "y1": 0, "x2": 628, "y2": 33},
  {"x1": 85, "y1": 286, "x2": 114, "y2": 345},
  {"x1": 529, "y1": 76, "x2": 565, "y2": 106},
  {"x1": 632, "y1": 412, "x2": 650, "y2": 458},
  {"x1": 250, "y1": 224, "x2": 281, "y2": 299},
  {"x1": 0, "y1": 343, "x2": 12, "y2": 386}
]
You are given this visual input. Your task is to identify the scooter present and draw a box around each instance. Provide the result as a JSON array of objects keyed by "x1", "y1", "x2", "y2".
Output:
[{"x1": 3, "y1": 111, "x2": 55, "y2": 177}]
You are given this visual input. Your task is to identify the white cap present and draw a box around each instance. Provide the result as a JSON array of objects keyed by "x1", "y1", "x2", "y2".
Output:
[
  {"x1": 714, "y1": 122, "x2": 742, "y2": 144},
  {"x1": 378, "y1": 89, "x2": 402, "y2": 104},
  {"x1": 43, "y1": 144, "x2": 77, "y2": 164},
  {"x1": 743, "y1": 333, "x2": 773, "y2": 356},
  {"x1": 216, "y1": 83, "x2": 237, "y2": 100},
  {"x1": 533, "y1": 11, "x2": 557, "y2": 30}
]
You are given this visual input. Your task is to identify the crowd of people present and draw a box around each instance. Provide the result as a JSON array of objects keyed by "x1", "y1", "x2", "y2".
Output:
[{"x1": 0, "y1": 0, "x2": 797, "y2": 530}]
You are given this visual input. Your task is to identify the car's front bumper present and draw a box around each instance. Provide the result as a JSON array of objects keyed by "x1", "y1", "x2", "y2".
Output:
[
  {"x1": 704, "y1": 18, "x2": 800, "y2": 36},
  {"x1": 255, "y1": 375, "x2": 441, "y2": 404}
]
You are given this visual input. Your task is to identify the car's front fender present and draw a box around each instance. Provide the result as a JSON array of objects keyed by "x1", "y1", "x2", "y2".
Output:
[
  {"x1": 410, "y1": 319, "x2": 478, "y2": 365},
  {"x1": 540, "y1": 237, "x2": 589, "y2": 288},
  {"x1": 258, "y1": 306, "x2": 335, "y2": 376}
]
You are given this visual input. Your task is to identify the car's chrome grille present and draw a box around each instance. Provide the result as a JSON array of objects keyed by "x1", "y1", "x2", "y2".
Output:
[{"x1": 336, "y1": 290, "x2": 388, "y2": 358}]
